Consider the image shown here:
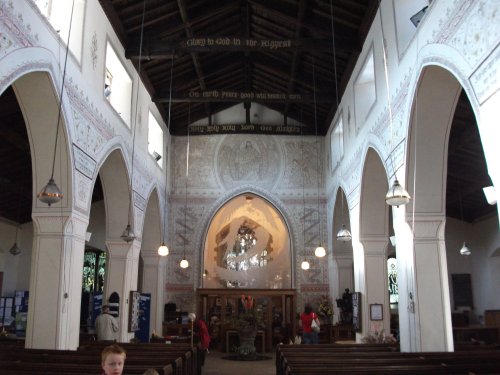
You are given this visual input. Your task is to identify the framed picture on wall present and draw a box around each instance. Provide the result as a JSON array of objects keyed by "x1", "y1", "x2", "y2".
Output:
[
  {"x1": 370, "y1": 304, "x2": 383, "y2": 321},
  {"x1": 352, "y1": 292, "x2": 361, "y2": 333},
  {"x1": 129, "y1": 291, "x2": 141, "y2": 332}
]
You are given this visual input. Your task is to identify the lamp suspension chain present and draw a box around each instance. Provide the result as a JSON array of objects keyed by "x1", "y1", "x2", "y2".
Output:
[
  {"x1": 121, "y1": 0, "x2": 147, "y2": 243},
  {"x1": 37, "y1": 0, "x2": 76, "y2": 206},
  {"x1": 158, "y1": 55, "x2": 175, "y2": 256},
  {"x1": 378, "y1": 4, "x2": 411, "y2": 207}
]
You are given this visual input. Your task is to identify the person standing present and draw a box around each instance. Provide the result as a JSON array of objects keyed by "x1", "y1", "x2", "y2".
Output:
[
  {"x1": 189, "y1": 313, "x2": 210, "y2": 370},
  {"x1": 299, "y1": 303, "x2": 320, "y2": 344},
  {"x1": 95, "y1": 305, "x2": 119, "y2": 342}
]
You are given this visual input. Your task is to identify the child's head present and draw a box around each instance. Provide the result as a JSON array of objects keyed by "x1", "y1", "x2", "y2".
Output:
[
  {"x1": 101, "y1": 344, "x2": 126, "y2": 375},
  {"x1": 142, "y1": 369, "x2": 160, "y2": 375}
]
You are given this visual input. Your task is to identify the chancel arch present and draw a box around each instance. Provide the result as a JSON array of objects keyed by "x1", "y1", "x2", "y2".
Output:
[{"x1": 202, "y1": 193, "x2": 292, "y2": 290}]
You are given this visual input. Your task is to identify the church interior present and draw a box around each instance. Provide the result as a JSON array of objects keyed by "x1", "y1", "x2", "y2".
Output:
[{"x1": 0, "y1": 0, "x2": 499, "y2": 373}]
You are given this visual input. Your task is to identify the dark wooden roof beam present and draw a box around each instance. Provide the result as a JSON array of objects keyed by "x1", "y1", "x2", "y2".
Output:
[
  {"x1": 155, "y1": 90, "x2": 334, "y2": 103},
  {"x1": 126, "y1": 37, "x2": 341, "y2": 59}
]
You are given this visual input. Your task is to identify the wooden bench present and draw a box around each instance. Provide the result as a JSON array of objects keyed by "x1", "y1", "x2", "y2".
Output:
[
  {"x1": 276, "y1": 343, "x2": 500, "y2": 375},
  {"x1": 0, "y1": 340, "x2": 195, "y2": 375}
]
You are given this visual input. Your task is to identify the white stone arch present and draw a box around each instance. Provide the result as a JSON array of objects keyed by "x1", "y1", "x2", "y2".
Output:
[
  {"x1": 195, "y1": 185, "x2": 297, "y2": 288},
  {"x1": 329, "y1": 184, "x2": 354, "y2": 324},
  {"x1": 400, "y1": 63, "x2": 465, "y2": 352},
  {"x1": 356, "y1": 146, "x2": 391, "y2": 338},
  {"x1": 11, "y1": 73, "x2": 74, "y2": 213},
  {"x1": 141, "y1": 187, "x2": 162, "y2": 252},
  {"x1": 3, "y1": 62, "x2": 81, "y2": 349},
  {"x1": 139, "y1": 187, "x2": 165, "y2": 336},
  {"x1": 95, "y1": 146, "x2": 135, "y2": 240}
]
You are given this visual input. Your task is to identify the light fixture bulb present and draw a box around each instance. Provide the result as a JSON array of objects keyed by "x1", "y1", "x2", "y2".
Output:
[
  {"x1": 180, "y1": 258, "x2": 189, "y2": 268},
  {"x1": 158, "y1": 243, "x2": 169, "y2": 256},
  {"x1": 385, "y1": 179, "x2": 411, "y2": 207},
  {"x1": 37, "y1": 178, "x2": 63, "y2": 206},
  {"x1": 301, "y1": 260, "x2": 310, "y2": 270},
  {"x1": 315, "y1": 245, "x2": 326, "y2": 258},
  {"x1": 459, "y1": 242, "x2": 471, "y2": 256},
  {"x1": 120, "y1": 224, "x2": 136, "y2": 243},
  {"x1": 336, "y1": 224, "x2": 352, "y2": 242},
  {"x1": 9, "y1": 242, "x2": 21, "y2": 256}
]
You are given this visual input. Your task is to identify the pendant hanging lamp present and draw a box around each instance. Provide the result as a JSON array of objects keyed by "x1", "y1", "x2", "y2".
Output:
[
  {"x1": 122, "y1": 0, "x2": 148, "y2": 243},
  {"x1": 329, "y1": 1, "x2": 352, "y2": 243},
  {"x1": 157, "y1": 56, "x2": 175, "y2": 256},
  {"x1": 38, "y1": 0, "x2": 76, "y2": 205},
  {"x1": 385, "y1": 179, "x2": 411, "y2": 207},
  {"x1": 180, "y1": 105, "x2": 191, "y2": 269},
  {"x1": 336, "y1": 224, "x2": 352, "y2": 243},
  {"x1": 379, "y1": 8, "x2": 411, "y2": 207},
  {"x1": 458, "y1": 184, "x2": 471, "y2": 256},
  {"x1": 299, "y1": 111, "x2": 310, "y2": 270},
  {"x1": 311, "y1": 59, "x2": 326, "y2": 259}
]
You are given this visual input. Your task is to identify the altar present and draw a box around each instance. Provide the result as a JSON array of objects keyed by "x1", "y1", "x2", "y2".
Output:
[{"x1": 197, "y1": 288, "x2": 296, "y2": 352}]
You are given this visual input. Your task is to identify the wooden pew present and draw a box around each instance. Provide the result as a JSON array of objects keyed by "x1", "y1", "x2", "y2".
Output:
[
  {"x1": 276, "y1": 343, "x2": 500, "y2": 375},
  {"x1": 0, "y1": 340, "x2": 194, "y2": 375}
]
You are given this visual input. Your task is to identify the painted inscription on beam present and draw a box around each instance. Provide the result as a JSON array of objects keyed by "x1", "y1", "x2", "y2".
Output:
[
  {"x1": 189, "y1": 124, "x2": 302, "y2": 135},
  {"x1": 127, "y1": 38, "x2": 335, "y2": 58},
  {"x1": 155, "y1": 90, "x2": 334, "y2": 103}
]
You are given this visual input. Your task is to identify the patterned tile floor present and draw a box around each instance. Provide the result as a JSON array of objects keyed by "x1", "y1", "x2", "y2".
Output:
[{"x1": 202, "y1": 350, "x2": 276, "y2": 375}]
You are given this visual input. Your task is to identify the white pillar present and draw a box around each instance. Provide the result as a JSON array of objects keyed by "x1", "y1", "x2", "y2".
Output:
[
  {"x1": 330, "y1": 256, "x2": 354, "y2": 324},
  {"x1": 141, "y1": 251, "x2": 167, "y2": 337},
  {"x1": 397, "y1": 212, "x2": 453, "y2": 352},
  {"x1": 479, "y1": 91, "x2": 500, "y2": 223},
  {"x1": 105, "y1": 240, "x2": 140, "y2": 342},
  {"x1": 26, "y1": 213, "x2": 88, "y2": 350},
  {"x1": 358, "y1": 237, "x2": 391, "y2": 336}
]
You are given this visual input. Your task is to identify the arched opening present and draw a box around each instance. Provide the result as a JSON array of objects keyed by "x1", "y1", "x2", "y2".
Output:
[
  {"x1": 0, "y1": 85, "x2": 33, "y2": 337},
  {"x1": 139, "y1": 188, "x2": 164, "y2": 339},
  {"x1": 0, "y1": 71, "x2": 76, "y2": 348},
  {"x1": 406, "y1": 65, "x2": 498, "y2": 350},
  {"x1": 202, "y1": 193, "x2": 292, "y2": 289},
  {"x1": 331, "y1": 187, "x2": 354, "y2": 326},
  {"x1": 358, "y1": 147, "x2": 391, "y2": 338}
]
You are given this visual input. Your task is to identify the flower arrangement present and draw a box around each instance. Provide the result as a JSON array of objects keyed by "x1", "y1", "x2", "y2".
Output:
[
  {"x1": 229, "y1": 294, "x2": 262, "y2": 330},
  {"x1": 361, "y1": 330, "x2": 397, "y2": 344},
  {"x1": 241, "y1": 294, "x2": 254, "y2": 311},
  {"x1": 318, "y1": 296, "x2": 333, "y2": 318}
]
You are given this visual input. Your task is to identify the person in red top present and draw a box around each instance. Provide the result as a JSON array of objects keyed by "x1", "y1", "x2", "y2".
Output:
[
  {"x1": 189, "y1": 313, "x2": 211, "y2": 368},
  {"x1": 299, "y1": 303, "x2": 320, "y2": 344}
]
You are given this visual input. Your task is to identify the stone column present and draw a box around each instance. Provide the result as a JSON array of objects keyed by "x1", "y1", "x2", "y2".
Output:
[
  {"x1": 357, "y1": 236, "x2": 391, "y2": 337},
  {"x1": 25, "y1": 212, "x2": 88, "y2": 350},
  {"x1": 105, "y1": 239, "x2": 141, "y2": 342},
  {"x1": 141, "y1": 251, "x2": 167, "y2": 336},
  {"x1": 406, "y1": 214, "x2": 452, "y2": 351},
  {"x1": 330, "y1": 256, "x2": 354, "y2": 323}
]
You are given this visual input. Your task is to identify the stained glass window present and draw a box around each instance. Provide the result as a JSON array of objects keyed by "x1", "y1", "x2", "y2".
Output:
[
  {"x1": 387, "y1": 257, "x2": 398, "y2": 304},
  {"x1": 82, "y1": 249, "x2": 105, "y2": 293}
]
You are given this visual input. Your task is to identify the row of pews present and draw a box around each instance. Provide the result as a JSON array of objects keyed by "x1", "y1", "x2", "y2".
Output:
[
  {"x1": 0, "y1": 339, "x2": 199, "y2": 375},
  {"x1": 276, "y1": 343, "x2": 500, "y2": 375}
]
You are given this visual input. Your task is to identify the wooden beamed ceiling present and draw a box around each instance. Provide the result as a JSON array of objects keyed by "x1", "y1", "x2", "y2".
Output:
[
  {"x1": 0, "y1": 1, "x2": 495, "y2": 226},
  {"x1": 100, "y1": 0, "x2": 378, "y2": 136}
]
